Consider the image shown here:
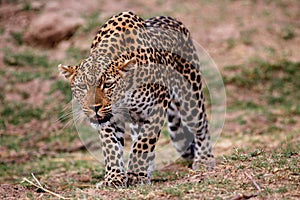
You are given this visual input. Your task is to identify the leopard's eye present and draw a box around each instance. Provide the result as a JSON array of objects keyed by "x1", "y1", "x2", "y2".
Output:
[{"x1": 103, "y1": 82, "x2": 114, "y2": 89}]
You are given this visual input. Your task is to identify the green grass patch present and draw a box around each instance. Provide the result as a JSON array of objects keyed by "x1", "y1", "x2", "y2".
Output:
[
  {"x1": 281, "y1": 25, "x2": 295, "y2": 40},
  {"x1": 0, "y1": 135, "x2": 23, "y2": 151},
  {"x1": 46, "y1": 127, "x2": 78, "y2": 144},
  {"x1": 235, "y1": 100, "x2": 260, "y2": 110},
  {"x1": 22, "y1": 2, "x2": 32, "y2": 11},
  {"x1": 240, "y1": 28, "x2": 256, "y2": 45},
  {"x1": 226, "y1": 37, "x2": 236, "y2": 49},
  {"x1": 224, "y1": 59, "x2": 300, "y2": 113},
  {"x1": 224, "y1": 138, "x2": 299, "y2": 176},
  {"x1": 81, "y1": 12, "x2": 102, "y2": 33},
  {"x1": 153, "y1": 169, "x2": 187, "y2": 182},
  {"x1": 0, "y1": 152, "x2": 99, "y2": 184},
  {"x1": 0, "y1": 27, "x2": 4, "y2": 35},
  {"x1": 0, "y1": 102, "x2": 43, "y2": 125},
  {"x1": 4, "y1": 49, "x2": 52, "y2": 68},
  {"x1": 49, "y1": 80, "x2": 72, "y2": 103},
  {"x1": 11, "y1": 71, "x2": 40, "y2": 82},
  {"x1": 67, "y1": 47, "x2": 88, "y2": 61},
  {"x1": 11, "y1": 31, "x2": 23, "y2": 45},
  {"x1": 162, "y1": 186, "x2": 183, "y2": 198}
]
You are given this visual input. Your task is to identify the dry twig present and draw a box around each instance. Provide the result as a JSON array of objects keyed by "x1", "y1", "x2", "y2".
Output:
[
  {"x1": 230, "y1": 171, "x2": 261, "y2": 200},
  {"x1": 22, "y1": 173, "x2": 69, "y2": 199}
]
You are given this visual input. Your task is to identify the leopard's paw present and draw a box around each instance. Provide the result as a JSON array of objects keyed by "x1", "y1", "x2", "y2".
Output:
[
  {"x1": 126, "y1": 172, "x2": 150, "y2": 186},
  {"x1": 96, "y1": 174, "x2": 127, "y2": 188}
]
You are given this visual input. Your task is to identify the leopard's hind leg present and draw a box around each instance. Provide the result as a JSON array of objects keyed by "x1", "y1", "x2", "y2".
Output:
[
  {"x1": 167, "y1": 99, "x2": 195, "y2": 160},
  {"x1": 168, "y1": 94, "x2": 215, "y2": 170}
]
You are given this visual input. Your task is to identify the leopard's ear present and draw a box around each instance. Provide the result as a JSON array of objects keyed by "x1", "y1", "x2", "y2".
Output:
[
  {"x1": 118, "y1": 58, "x2": 136, "y2": 74},
  {"x1": 58, "y1": 64, "x2": 77, "y2": 82}
]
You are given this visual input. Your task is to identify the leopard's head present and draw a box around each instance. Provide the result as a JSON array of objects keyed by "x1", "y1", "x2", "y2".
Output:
[{"x1": 58, "y1": 55, "x2": 136, "y2": 126}]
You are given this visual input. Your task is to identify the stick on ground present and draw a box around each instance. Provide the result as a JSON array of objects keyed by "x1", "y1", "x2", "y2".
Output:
[
  {"x1": 22, "y1": 173, "x2": 69, "y2": 199},
  {"x1": 230, "y1": 171, "x2": 262, "y2": 200}
]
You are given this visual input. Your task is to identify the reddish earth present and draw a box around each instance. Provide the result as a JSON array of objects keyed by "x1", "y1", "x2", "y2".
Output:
[{"x1": 0, "y1": 0, "x2": 299, "y2": 199}]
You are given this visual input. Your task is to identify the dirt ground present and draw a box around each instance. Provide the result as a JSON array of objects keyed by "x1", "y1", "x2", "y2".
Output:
[{"x1": 0, "y1": 0, "x2": 299, "y2": 199}]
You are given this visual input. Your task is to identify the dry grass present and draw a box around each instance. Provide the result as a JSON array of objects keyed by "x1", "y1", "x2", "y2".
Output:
[{"x1": 0, "y1": 0, "x2": 299, "y2": 199}]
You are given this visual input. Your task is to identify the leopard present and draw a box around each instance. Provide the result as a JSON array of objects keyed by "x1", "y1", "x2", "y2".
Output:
[{"x1": 58, "y1": 11, "x2": 215, "y2": 187}]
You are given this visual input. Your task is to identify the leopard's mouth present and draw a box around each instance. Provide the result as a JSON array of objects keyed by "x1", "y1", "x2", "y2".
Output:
[{"x1": 90, "y1": 113, "x2": 113, "y2": 124}]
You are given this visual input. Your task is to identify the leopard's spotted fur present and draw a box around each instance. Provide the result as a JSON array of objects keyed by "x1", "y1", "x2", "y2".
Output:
[{"x1": 58, "y1": 11, "x2": 215, "y2": 187}]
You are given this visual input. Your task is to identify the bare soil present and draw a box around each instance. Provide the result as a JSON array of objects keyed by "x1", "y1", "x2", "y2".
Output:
[{"x1": 0, "y1": 0, "x2": 299, "y2": 199}]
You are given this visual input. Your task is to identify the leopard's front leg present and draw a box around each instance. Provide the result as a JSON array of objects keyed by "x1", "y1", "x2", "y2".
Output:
[
  {"x1": 127, "y1": 108, "x2": 166, "y2": 186},
  {"x1": 96, "y1": 122, "x2": 127, "y2": 188}
]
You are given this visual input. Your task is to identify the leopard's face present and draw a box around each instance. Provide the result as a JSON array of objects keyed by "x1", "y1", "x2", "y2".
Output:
[{"x1": 59, "y1": 55, "x2": 136, "y2": 126}]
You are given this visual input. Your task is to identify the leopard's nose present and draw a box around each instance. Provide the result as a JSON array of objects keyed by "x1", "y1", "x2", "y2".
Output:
[{"x1": 90, "y1": 105, "x2": 102, "y2": 114}]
